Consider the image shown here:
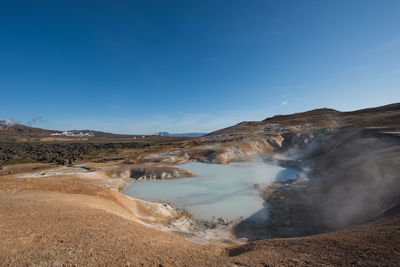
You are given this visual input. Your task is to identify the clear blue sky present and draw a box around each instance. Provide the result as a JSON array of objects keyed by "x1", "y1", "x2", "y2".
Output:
[{"x1": 1, "y1": 0, "x2": 400, "y2": 134}]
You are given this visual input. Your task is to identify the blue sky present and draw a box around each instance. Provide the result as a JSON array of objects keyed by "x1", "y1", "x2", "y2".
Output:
[{"x1": 1, "y1": 0, "x2": 400, "y2": 134}]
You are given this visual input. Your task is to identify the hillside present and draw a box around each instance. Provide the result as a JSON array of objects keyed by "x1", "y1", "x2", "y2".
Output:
[
  {"x1": 0, "y1": 121, "x2": 143, "y2": 141},
  {"x1": 206, "y1": 102, "x2": 400, "y2": 138}
]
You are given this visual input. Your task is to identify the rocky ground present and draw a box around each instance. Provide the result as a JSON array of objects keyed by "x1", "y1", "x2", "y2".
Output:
[{"x1": 0, "y1": 141, "x2": 148, "y2": 166}]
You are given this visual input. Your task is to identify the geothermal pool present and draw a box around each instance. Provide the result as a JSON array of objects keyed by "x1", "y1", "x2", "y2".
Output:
[{"x1": 124, "y1": 162, "x2": 298, "y2": 221}]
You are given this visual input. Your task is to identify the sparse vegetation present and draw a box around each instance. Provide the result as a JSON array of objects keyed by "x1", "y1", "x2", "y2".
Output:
[
  {"x1": 0, "y1": 142, "x2": 150, "y2": 165},
  {"x1": 3, "y1": 158, "x2": 39, "y2": 165}
]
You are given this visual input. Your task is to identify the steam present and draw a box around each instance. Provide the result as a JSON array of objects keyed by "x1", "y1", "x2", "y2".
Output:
[
  {"x1": 1, "y1": 116, "x2": 44, "y2": 127},
  {"x1": 239, "y1": 114, "x2": 400, "y2": 238},
  {"x1": 252, "y1": 158, "x2": 283, "y2": 185},
  {"x1": 27, "y1": 116, "x2": 44, "y2": 126},
  {"x1": 50, "y1": 131, "x2": 95, "y2": 137},
  {"x1": 2, "y1": 118, "x2": 17, "y2": 127},
  {"x1": 280, "y1": 127, "x2": 400, "y2": 232},
  {"x1": 304, "y1": 142, "x2": 400, "y2": 230}
]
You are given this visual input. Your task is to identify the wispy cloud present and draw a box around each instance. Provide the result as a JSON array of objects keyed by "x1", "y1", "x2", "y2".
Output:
[
  {"x1": 48, "y1": 112, "x2": 248, "y2": 135},
  {"x1": 367, "y1": 38, "x2": 400, "y2": 54},
  {"x1": 149, "y1": 113, "x2": 240, "y2": 133}
]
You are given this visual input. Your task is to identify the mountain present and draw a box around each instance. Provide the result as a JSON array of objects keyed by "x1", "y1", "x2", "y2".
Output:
[
  {"x1": 0, "y1": 121, "x2": 60, "y2": 138},
  {"x1": 156, "y1": 132, "x2": 207, "y2": 138},
  {"x1": 2, "y1": 102, "x2": 399, "y2": 141},
  {"x1": 0, "y1": 122, "x2": 145, "y2": 141},
  {"x1": 207, "y1": 102, "x2": 400, "y2": 137}
]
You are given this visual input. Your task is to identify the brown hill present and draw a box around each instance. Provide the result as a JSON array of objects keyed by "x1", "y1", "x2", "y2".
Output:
[{"x1": 207, "y1": 102, "x2": 400, "y2": 137}]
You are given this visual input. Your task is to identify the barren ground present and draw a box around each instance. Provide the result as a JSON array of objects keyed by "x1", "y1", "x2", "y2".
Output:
[{"x1": 1, "y1": 171, "x2": 400, "y2": 266}]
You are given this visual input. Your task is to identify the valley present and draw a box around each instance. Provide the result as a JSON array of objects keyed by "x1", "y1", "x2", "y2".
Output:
[{"x1": 1, "y1": 103, "x2": 400, "y2": 265}]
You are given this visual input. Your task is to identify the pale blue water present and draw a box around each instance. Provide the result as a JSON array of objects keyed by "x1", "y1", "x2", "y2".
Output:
[{"x1": 123, "y1": 162, "x2": 298, "y2": 221}]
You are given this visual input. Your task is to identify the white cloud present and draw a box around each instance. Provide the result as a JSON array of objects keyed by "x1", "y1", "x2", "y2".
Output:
[{"x1": 281, "y1": 100, "x2": 289, "y2": 105}]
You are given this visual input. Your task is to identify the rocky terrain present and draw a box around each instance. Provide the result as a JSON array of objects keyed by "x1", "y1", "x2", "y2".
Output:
[
  {"x1": 0, "y1": 124, "x2": 188, "y2": 172},
  {"x1": 1, "y1": 102, "x2": 400, "y2": 265},
  {"x1": 0, "y1": 141, "x2": 148, "y2": 167}
]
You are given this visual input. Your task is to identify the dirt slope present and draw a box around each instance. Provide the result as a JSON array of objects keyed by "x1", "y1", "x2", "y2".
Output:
[
  {"x1": 1, "y1": 176, "x2": 400, "y2": 266},
  {"x1": 0, "y1": 177, "x2": 228, "y2": 266},
  {"x1": 227, "y1": 210, "x2": 400, "y2": 266}
]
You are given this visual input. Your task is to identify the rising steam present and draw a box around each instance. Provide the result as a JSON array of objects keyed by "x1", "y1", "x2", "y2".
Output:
[{"x1": 2, "y1": 118, "x2": 17, "y2": 127}]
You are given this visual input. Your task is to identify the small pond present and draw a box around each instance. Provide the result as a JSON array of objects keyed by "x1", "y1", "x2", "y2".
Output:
[{"x1": 123, "y1": 162, "x2": 298, "y2": 221}]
